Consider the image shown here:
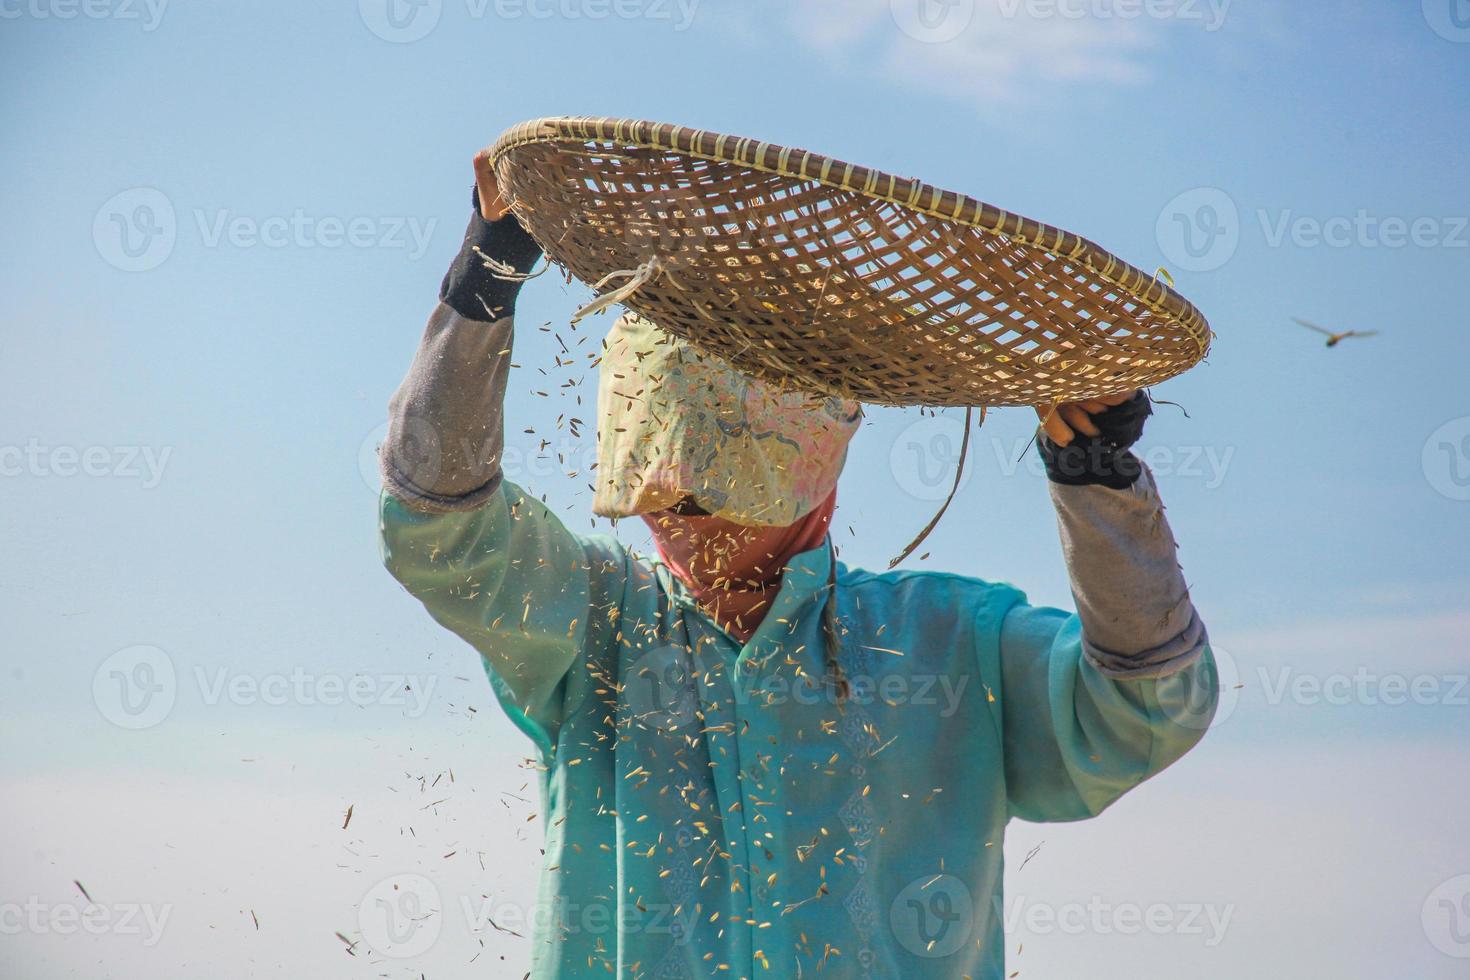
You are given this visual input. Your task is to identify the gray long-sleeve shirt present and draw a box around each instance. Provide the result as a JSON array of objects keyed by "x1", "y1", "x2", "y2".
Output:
[{"x1": 382, "y1": 212, "x2": 1207, "y2": 679}]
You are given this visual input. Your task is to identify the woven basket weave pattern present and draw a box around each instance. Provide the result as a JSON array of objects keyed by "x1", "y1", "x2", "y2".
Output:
[{"x1": 491, "y1": 116, "x2": 1211, "y2": 408}]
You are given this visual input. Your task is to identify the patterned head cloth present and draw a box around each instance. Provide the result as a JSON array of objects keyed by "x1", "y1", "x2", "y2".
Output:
[{"x1": 593, "y1": 313, "x2": 862, "y2": 527}]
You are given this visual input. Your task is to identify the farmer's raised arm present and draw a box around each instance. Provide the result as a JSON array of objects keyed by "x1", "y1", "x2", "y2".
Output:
[
  {"x1": 381, "y1": 154, "x2": 541, "y2": 508},
  {"x1": 378, "y1": 153, "x2": 614, "y2": 752},
  {"x1": 993, "y1": 395, "x2": 1219, "y2": 822}
]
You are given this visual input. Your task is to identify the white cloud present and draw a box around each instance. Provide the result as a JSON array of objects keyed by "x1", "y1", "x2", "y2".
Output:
[
  {"x1": 1224, "y1": 607, "x2": 1470, "y2": 674},
  {"x1": 0, "y1": 738, "x2": 545, "y2": 980},
  {"x1": 1004, "y1": 739, "x2": 1470, "y2": 979},
  {"x1": 7, "y1": 605, "x2": 1464, "y2": 979},
  {"x1": 8, "y1": 732, "x2": 1466, "y2": 979},
  {"x1": 770, "y1": 0, "x2": 1171, "y2": 107}
]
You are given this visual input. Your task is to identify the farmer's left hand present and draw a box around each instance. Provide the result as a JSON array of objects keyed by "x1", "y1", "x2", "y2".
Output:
[{"x1": 1035, "y1": 391, "x2": 1139, "y2": 447}]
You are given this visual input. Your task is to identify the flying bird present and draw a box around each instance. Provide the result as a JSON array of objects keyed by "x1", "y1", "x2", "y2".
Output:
[{"x1": 1293, "y1": 318, "x2": 1380, "y2": 348}]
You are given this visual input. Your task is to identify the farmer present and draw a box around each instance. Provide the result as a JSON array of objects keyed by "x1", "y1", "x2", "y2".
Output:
[{"x1": 377, "y1": 151, "x2": 1219, "y2": 979}]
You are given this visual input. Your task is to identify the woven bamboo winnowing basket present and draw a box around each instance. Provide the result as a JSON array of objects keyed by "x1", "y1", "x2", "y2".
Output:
[{"x1": 489, "y1": 116, "x2": 1212, "y2": 408}]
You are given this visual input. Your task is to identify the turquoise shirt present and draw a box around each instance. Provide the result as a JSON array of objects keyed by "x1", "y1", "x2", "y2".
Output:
[{"x1": 380, "y1": 482, "x2": 1218, "y2": 979}]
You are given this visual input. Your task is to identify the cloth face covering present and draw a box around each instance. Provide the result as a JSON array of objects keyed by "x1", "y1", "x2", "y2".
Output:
[
  {"x1": 593, "y1": 313, "x2": 860, "y2": 526},
  {"x1": 641, "y1": 491, "x2": 837, "y2": 642}
]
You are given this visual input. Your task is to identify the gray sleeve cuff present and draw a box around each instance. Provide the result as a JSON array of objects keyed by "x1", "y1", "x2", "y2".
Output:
[
  {"x1": 1082, "y1": 608, "x2": 1208, "y2": 680},
  {"x1": 380, "y1": 459, "x2": 504, "y2": 514},
  {"x1": 380, "y1": 302, "x2": 514, "y2": 511},
  {"x1": 1049, "y1": 465, "x2": 1208, "y2": 679}
]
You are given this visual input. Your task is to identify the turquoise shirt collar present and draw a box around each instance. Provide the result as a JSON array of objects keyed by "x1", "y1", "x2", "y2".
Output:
[{"x1": 652, "y1": 538, "x2": 835, "y2": 653}]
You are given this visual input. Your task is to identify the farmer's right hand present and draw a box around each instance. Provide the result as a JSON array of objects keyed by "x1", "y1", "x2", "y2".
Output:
[
  {"x1": 1035, "y1": 391, "x2": 1138, "y2": 448},
  {"x1": 473, "y1": 149, "x2": 512, "y2": 223}
]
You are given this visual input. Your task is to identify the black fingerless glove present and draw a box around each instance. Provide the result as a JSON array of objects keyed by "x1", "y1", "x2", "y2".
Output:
[
  {"x1": 1038, "y1": 391, "x2": 1154, "y2": 490},
  {"x1": 438, "y1": 186, "x2": 544, "y2": 321}
]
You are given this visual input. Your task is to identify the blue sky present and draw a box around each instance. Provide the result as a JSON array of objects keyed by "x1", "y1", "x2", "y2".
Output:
[{"x1": 2, "y1": 1, "x2": 1468, "y2": 977}]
